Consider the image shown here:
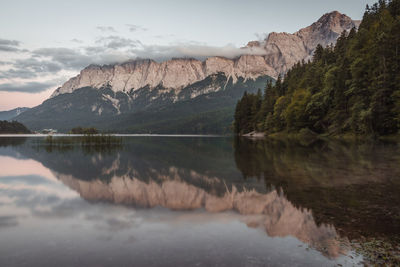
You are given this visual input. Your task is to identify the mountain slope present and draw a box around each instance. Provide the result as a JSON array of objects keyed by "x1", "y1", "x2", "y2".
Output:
[
  {"x1": 17, "y1": 74, "x2": 271, "y2": 133},
  {"x1": 0, "y1": 107, "x2": 30, "y2": 121}
]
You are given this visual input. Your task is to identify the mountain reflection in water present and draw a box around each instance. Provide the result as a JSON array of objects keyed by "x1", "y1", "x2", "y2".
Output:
[{"x1": 1, "y1": 136, "x2": 399, "y2": 266}]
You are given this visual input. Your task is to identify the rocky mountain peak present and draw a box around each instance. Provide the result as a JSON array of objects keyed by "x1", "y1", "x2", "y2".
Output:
[
  {"x1": 246, "y1": 41, "x2": 261, "y2": 47},
  {"x1": 297, "y1": 11, "x2": 360, "y2": 47},
  {"x1": 316, "y1": 11, "x2": 359, "y2": 29}
]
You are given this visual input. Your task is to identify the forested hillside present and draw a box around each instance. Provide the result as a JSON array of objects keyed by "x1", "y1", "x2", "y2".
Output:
[
  {"x1": 234, "y1": 0, "x2": 400, "y2": 137},
  {"x1": 0, "y1": 121, "x2": 31, "y2": 134}
]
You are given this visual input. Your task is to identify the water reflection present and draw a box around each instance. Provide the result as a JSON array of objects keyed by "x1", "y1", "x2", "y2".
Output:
[
  {"x1": 234, "y1": 138, "x2": 400, "y2": 241},
  {"x1": 1, "y1": 136, "x2": 399, "y2": 266}
]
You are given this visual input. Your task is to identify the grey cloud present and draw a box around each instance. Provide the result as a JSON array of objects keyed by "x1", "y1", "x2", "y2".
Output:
[
  {"x1": 254, "y1": 33, "x2": 268, "y2": 41},
  {"x1": 0, "y1": 81, "x2": 57, "y2": 93},
  {"x1": 14, "y1": 58, "x2": 62, "y2": 73},
  {"x1": 71, "y1": 38, "x2": 83, "y2": 43},
  {"x1": 32, "y1": 47, "x2": 92, "y2": 70},
  {"x1": 31, "y1": 45, "x2": 136, "y2": 70},
  {"x1": 32, "y1": 45, "x2": 139, "y2": 70},
  {"x1": 96, "y1": 26, "x2": 117, "y2": 33},
  {"x1": 96, "y1": 35, "x2": 142, "y2": 49},
  {"x1": 0, "y1": 45, "x2": 20, "y2": 52},
  {"x1": 0, "y1": 38, "x2": 20, "y2": 46},
  {"x1": 84, "y1": 46, "x2": 107, "y2": 54},
  {"x1": 131, "y1": 44, "x2": 267, "y2": 62},
  {"x1": 0, "y1": 38, "x2": 22, "y2": 52},
  {"x1": 126, "y1": 24, "x2": 147, "y2": 32},
  {"x1": 0, "y1": 69, "x2": 37, "y2": 79},
  {"x1": 0, "y1": 58, "x2": 63, "y2": 79},
  {"x1": 153, "y1": 34, "x2": 175, "y2": 39},
  {"x1": 31, "y1": 42, "x2": 266, "y2": 70}
]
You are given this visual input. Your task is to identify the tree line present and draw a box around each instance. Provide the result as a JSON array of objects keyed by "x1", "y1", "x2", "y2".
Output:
[
  {"x1": 0, "y1": 121, "x2": 31, "y2": 134},
  {"x1": 234, "y1": 0, "x2": 400, "y2": 137}
]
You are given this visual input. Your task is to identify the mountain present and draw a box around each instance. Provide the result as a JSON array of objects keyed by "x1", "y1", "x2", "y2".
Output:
[
  {"x1": 15, "y1": 11, "x2": 359, "y2": 133},
  {"x1": 0, "y1": 107, "x2": 30, "y2": 121}
]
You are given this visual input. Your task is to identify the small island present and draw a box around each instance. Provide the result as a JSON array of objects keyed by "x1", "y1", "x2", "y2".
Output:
[
  {"x1": 69, "y1": 127, "x2": 99, "y2": 135},
  {"x1": 0, "y1": 120, "x2": 31, "y2": 134}
]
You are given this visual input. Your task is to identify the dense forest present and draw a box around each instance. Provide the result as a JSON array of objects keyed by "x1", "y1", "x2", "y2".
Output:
[
  {"x1": 234, "y1": 0, "x2": 400, "y2": 137},
  {"x1": 0, "y1": 120, "x2": 31, "y2": 134}
]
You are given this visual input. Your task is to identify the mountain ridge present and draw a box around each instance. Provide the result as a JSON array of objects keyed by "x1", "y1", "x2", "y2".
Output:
[{"x1": 0, "y1": 107, "x2": 30, "y2": 121}]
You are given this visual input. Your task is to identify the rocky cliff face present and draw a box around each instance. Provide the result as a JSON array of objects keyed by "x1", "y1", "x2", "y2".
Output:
[
  {"x1": 52, "y1": 11, "x2": 359, "y2": 98},
  {"x1": 51, "y1": 56, "x2": 277, "y2": 97}
]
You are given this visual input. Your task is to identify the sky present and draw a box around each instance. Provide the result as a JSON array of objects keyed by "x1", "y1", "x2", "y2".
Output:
[{"x1": 0, "y1": 0, "x2": 376, "y2": 111}]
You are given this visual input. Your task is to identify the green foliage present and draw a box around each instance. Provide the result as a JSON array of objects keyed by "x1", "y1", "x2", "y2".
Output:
[
  {"x1": 234, "y1": 0, "x2": 400, "y2": 137},
  {"x1": 0, "y1": 120, "x2": 31, "y2": 134}
]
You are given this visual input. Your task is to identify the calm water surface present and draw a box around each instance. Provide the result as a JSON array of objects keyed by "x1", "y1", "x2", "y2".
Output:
[{"x1": 0, "y1": 136, "x2": 399, "y2": 266}]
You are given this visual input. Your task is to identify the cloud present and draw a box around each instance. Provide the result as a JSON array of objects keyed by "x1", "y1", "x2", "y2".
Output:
[
  {"x1": 0, "y1": 57, "x2": 63, "y2": 79},
  {"x1": 0, "y1": 69, "x2": 38, "y2": 79},
  {"x1": 14, "y1": 58, "x2": 62, "y2": 73},
  {"x1": 96, "y1": 26, "x2": 117, "y2": 33},
  {"x1": 254, "y1": 33, "x2": 268, "y2": 41},
  {"x1": 32, "y1": 47, "x2": 92, "y2": 70},
  {"x1": 96, "y1": 35, "x2": 142, "y2": 49},
  {"x1": 0, "y1": 38, "x2": 20, "y2": 46},
  {"x1": 131, "y1": 43, "x2": 267, "y2": 61},
  {"x1": 0, "y1": 45, "x2": 20, "y2": 52},
  {"x1": 0, "y1": 81, "x2": 57, "y2": 93},
  {"x1": 71, "y1": 38, "x2": 83, "y2": 44},
  {"x1": 153, "y1": 34, "x2": 175, "y2": 39},
  {"x1": 0, "y1": 38, "x2": 21, "y2": 52},
  {"x1": 32, "y1": 46, "x2": 137, "y2": 70},
  {"x1": 126, "y1": 24, "x2": 147, "y2": 32}
]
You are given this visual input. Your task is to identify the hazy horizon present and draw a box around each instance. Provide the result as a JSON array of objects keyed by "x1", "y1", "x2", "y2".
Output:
[{"x1": 0, "y1": 0, "x2": 375, "y2": 111}]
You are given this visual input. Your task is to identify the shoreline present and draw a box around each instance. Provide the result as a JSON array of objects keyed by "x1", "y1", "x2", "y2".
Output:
[
  {"x1": 0, "y1": 133, "x2": 228, "y2": 138},
  {"x1": 240, "y1": 131, "x2": 400, "y2": 143}
]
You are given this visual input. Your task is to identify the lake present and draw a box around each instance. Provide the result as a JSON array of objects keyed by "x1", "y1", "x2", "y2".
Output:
[{"x1": 0, "y1": 136, "x2": 399, "y2": 266}]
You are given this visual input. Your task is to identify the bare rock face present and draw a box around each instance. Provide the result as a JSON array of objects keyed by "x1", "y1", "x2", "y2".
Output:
[
  {"x1": 297, "y1": 11, "x2": 361, "y2": 50},
  {"x1": 51, "y1": 56, "x2": 277, "y2": 97},
  {"x1": 51, "y1": 11, "x2": 360, "y2": 98}
]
